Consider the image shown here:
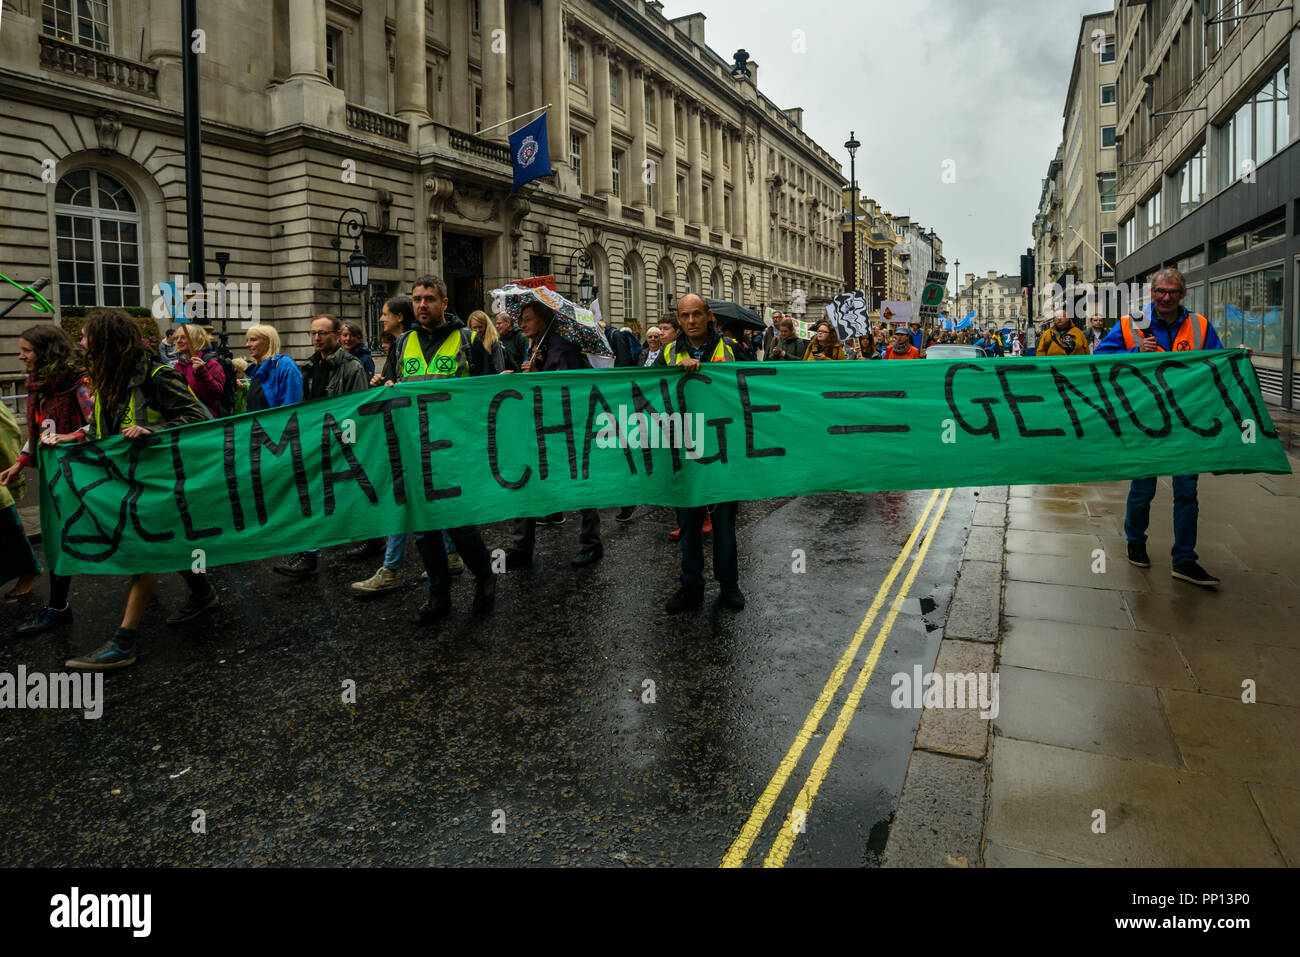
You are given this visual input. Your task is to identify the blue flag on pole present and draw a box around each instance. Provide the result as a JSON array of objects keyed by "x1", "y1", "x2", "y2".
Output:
[
  {"x1": 955, "y1": 310, "x2": 974, "y2": 331},
  {"x1": 509, "y1": 113, "x2": 553, "y2": 192}
]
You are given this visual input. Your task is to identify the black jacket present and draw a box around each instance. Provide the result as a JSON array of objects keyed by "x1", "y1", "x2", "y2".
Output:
[
  {"x1": 382, "y1": 315, "x2": 493, "y2": 381},
  {"x1": 498, "y1": 327, "x2": 529, "y2": 372}
]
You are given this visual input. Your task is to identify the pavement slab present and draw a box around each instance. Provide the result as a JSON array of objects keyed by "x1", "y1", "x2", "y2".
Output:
[
  {"x1": 1000, "y1": 618, "x2": 1195, "y2": 690},
  {"x1": 1001, "y1": 580, "x2": 1133, "y2": 630},
  {"x1": 1161, "y1": 690, "x2": 1300, "y2": 788}
]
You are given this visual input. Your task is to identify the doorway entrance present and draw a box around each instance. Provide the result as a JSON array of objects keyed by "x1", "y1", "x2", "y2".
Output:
[{"x1": 443, "y1": 232, "x2": 485, "y2": 319}]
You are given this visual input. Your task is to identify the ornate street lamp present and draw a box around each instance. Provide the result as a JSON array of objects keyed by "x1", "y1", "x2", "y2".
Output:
[
  {"x1": 844, "y1": 131, "x2": 860, "y2": 291},
  {"x1": 331, "y1": 207, "x2": 367, "y2": 321}
]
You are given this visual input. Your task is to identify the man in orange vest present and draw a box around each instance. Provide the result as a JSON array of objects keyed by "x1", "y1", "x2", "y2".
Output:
[
  {"x1": 1094, "y1": 267, "x2": 1228, "y2": 587},
  {"x1": 884, "y1": 325, "x2": 921, "y2": 359}
]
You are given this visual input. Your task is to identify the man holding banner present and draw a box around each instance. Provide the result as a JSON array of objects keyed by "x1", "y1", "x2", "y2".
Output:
[
  {"x1": 655, "y1": 294, "x2": 743, "y2": 613},
  {"x1": 1094, "y1": 267, "x2": 1228, "y2": 588}
]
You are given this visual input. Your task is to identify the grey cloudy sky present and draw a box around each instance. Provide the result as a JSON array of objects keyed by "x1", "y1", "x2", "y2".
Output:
[{"x1": 661, "y1": 0, "x2": 1108, "y2": 283}]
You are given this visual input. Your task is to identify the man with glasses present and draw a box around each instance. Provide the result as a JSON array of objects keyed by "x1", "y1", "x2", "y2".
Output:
[
  {"x1": 1094, "y1": 267, "x2": 1228, "y2": 588},
  {"x1": 274, "y1": 315, "x2": 369, "y2": 578}
]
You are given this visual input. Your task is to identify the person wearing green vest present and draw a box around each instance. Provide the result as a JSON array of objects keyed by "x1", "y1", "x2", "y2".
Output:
[
  {"x1": 653, "y1": 294, "x2": 744, "y2": 614},
  {"x1": 387, "y1": 274, "x2": 498, "y2": 623},
  {"x1": 46, "y1": 309, "x2": 216, "y2": 670}
]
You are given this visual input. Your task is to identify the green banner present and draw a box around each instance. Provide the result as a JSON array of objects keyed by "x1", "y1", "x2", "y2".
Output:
[{"x1": 39, "y1": 350, "x2": 1290, "y2": 575}]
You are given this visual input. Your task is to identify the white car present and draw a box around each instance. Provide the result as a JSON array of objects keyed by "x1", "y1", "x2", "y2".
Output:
[{"x1": 923, "y1": 344, "x2": 988, "y2": 361}]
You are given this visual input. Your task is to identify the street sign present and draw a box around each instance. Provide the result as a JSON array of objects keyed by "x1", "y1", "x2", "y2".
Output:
[{"x1": 918, "y1": 270, "x2": 949, "y2": 322}]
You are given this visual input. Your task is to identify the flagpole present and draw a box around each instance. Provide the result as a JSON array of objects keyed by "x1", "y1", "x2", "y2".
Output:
[{"x1": 477, "y1": 103, "x2": 553, "y2": 138}]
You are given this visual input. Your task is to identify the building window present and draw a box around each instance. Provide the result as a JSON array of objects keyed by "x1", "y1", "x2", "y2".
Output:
[
  {"x1": 54, "y1": 170, "x2": 142, "y2": 308},
  {"x1": 1098, "y1": 172, "x2": 1117, "y2": 213},
  {"x1": 1176, "y1": 143, "x2": 1206, "y2": 218},
  {"x1": 474, "y1": 86, "x2": 482, "y2": 128},
  {"x1": 676, "y1": 175, "x2": 686, "y2": 219},
  {"x1": 610, "y1": 68, "x2": 622, "y2": 107},
  {"x1": 41, "y1": 0, "x2": 110, "y2": 51},
  {"x1": 1122, "y1": 214, "x2": 1135, "y2": 258},
  {"x1": 645, "y1": 156, "x2": 657, "y2": 207},
  {"x1": 1100, "y1": 125, "x2": 1116, "y2": 149},
  {"x1": 1100, "y1": 83, "x2": 1116, "y2": 106},
  {"x1": 1211, "y1": 264, "x2": 1284, "y2": 355},
  {"x1": 1213, "y1": 0, "x2": 1242, "y2": 55},
  {"x1": 472, "y1": 0, "x2": 481, "y2": 33},
  {"x1": 646, "y1": 85, "x2": 656, "y2": 125},
  {"x1": 569, "y1": 43, "x2": 583, "y2": 84},
  {"x1": 612, "y1": 149, "x2": 623, "y2": 200},
  {"x1": 1215, "y1": 64, "x2": 1289, "y2": 188},
  {"x1": 702, "y1": 184, "x2": 710, "y2": 220},
  {"x1": 1100, "y1": 231, "x2": 1117, "y2": 274},
  {"x1": 326, "y1": 28, "x2": 342, "y2": 87},
  {"x1": 570, "y1": 133, "x2": 584, "y2": 190},
  {"x1": 1099, "y1": 38, "x2": 1115, "y2": 64},
  {"x1": 623, "y1": 270, "x2": 634, "y2": 322},
  {"x1": 1146, "y1": 191, "x2": 1162, "y2": 242}
]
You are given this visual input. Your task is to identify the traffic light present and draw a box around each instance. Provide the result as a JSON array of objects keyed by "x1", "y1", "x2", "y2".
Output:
[{"x1": 1020, "y1": 251, "x2": 1035, "y2": 290}]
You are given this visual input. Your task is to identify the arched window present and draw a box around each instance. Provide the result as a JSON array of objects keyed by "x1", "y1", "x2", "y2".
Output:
[
  {"x1": 710, "y1": 267, "x2": 724, "y2": 300},
  {"x1": 686, "y1": 262, "x2": 702, "y2": 294},
  {"x1": 658, "y1": 258, "x2": 675, "y2": 314},
  {"x1": 732, "y1": 271, "x2": 744, "y2": 304},
  {"x1": 585, "y1": 243, "x2": 609, "y2": 308},
  {"x1": 55, "y1": 169, "x2": 142, "y2": 307},
  {"x1": 623, "y1": 252, "x2": 644, "y2": 325}
]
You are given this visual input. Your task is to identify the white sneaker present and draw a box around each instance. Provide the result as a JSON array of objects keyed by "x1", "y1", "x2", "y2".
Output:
[{"x1": 350, "y1": 565, "x2": 400, "y2": 595}]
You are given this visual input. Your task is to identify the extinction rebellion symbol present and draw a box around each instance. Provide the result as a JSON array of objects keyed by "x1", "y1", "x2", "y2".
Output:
[
  {"x1": 516, "y1": 136, "x2": 540, "y2": 168},
  {"x1": 434, "y1": 355, "x2": 456, "y2": 374},
  {"x1": 404, "y1": 357, "x2": 421, "y2": 375}
]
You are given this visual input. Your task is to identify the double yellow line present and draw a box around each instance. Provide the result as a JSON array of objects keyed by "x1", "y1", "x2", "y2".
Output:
[{"x1": 721, "y1": 487, "x2": 955, "y2": 869}]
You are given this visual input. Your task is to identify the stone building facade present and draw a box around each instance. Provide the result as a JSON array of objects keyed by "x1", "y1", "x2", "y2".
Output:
[{"x1": 0, "y1": 0, "x2": 846, "y2": 378}]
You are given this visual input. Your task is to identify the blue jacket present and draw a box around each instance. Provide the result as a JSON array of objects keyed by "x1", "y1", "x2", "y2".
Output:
[
  {"x1": 1093, "y1": 303, "x2": 1223, "y2": 354},
  {"x1": 248, "y1": 352, "x2": 303, "y2": 410}
]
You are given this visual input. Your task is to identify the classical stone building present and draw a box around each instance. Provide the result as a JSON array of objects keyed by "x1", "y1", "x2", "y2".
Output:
[
  {"x1": 959, "y1": 270, "x2": 1024, "y2": 328},
  {"x1": 840, "y1": 191, "x2": 945, "y2": 324},
  {"x1": 0, "y1": 0, "x2": 846, "y2": 379}
]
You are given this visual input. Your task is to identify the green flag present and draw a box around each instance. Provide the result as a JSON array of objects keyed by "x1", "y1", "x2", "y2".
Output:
[{"x1": 39, "y1": 350, "x2": 1290, "y2": 576}]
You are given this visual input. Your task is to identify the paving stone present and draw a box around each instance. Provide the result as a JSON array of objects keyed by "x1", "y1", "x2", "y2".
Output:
[
  {"x1": 987, "y1": 737, "x2": 1284, "y2": 867},
  {"x1": 914, "y1": 639, "x2": 996, "y2": 759},
  {"x1": 944, "y1": 560, "x2": 1002, "y2": 643},
  {"x1": 972, "y1": 500, "x2": 1007, "y2": 528},
  {"x1": 1005, "y1": 551, "x2": 1153, "y2": 592},
  {"x1": 882, "y1": 750, "x2": 985, "y2": 868},
  {"x1": 996, "y1": 666, "x2": 1181, "y2": 766},
  {"x1": 1247, "y1": 782, "x2": 1300, "y2": 866},
  {"x1": 983, "y1": 841, "x2": 1083, "y2": 867},
  {"x1": 974, "y1": 485, "x2": 1008, "y2": 504},
  {"x1": 1002, "y1": 580, "x2": 1132, "y2": 629},
  {"x1": 1161, "y1": 691, "x2": 1300, "y2": 788},
  {"x1": 1000, "y1": 617, "x2": 1194, "y2": 690},
  {"x1": 962, "y1": 524, "x2": 1006, "y2": 564},
  {"x1": 1005, "y1": 528, "x2": 1103, "y2": 558},
  {"x1": 1126, "y1": 591, "x2": 1300, "y2": 647}
]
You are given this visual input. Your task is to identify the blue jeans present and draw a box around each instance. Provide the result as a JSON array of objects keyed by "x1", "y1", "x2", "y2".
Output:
[
  {"x1": 1125, "y1": 475, "x2": 1199, "y2": 565},
  {"x1": 676, "y1": 502, "x2": 739, "y2": 589},
  {"x1": 384, "y1": 531, "x2": 453, "y2": 571}
]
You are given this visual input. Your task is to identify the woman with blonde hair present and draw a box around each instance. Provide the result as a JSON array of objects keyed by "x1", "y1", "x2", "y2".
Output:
[
  {"x1": 803, "y1": 319, "x2": 847, "y2": 361},
  {"x1": 172, "y1": 323, "x2": 227, "y2": 416},
  {"x1": 466, "y1": 309, "x2": 508, "y2": 373},
  {"x1": 244, "y1": 323, "x2": 302, "y2": 411}
]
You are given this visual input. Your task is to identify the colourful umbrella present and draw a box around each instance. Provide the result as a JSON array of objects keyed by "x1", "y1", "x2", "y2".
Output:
[{"x1": 490, "y1": 283, "x2": 614, "y2": 358}]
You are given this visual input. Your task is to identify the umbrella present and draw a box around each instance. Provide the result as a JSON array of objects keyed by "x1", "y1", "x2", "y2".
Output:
[
  {"x1": 490, "y1": 283, "x2": 614, "y2": 358},
  {"x1": 706, "y1": 299, "x2": 765, "y2": 331}
]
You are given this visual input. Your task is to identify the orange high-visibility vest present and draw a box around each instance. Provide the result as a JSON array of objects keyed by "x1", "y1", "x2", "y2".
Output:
[
  {"x1": 884, "y1": 345, "x2": 920, "y2": 360},
  {"x1": 1119, "y1": 312, "x2": 1208, "y2": 353}
]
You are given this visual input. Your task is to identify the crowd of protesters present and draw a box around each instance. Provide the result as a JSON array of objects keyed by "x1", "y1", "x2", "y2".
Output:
[{"x1": 1, "y1": 267, "x2": 1238, "y2": 668}]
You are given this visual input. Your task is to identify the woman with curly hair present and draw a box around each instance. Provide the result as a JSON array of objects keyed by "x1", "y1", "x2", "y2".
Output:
[
  {"x1": 803, "y1": 319, "x2": 847, "y2": 361},
  {"x1": 0, "y1": 325, "x2": 93, "y2": 629},
  {"x1": 44, "y1": 309, "x2": 215, "y2": 670}
]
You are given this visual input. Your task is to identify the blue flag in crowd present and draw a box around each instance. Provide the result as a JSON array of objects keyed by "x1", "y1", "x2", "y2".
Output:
[
  {"x1": 509, "y1": 113, "x2": 553, "y2": 192},
  {"x1": 956, "y1": 311, "x2": 974, "y2": 331}
]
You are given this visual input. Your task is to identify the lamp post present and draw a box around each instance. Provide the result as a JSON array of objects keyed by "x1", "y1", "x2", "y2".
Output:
[
  {"x1": 844, "y1": 131, "x2": 859, "y2": 292},
  {"x1": 953, "y1": 257, "x2": 960, "y2": 325},
  {"x1": 331, "y1": 208, "x2": 368, "y2": 324},
  {"x1": 568, "y1": 248, "x2": 594, "y2": 305}
]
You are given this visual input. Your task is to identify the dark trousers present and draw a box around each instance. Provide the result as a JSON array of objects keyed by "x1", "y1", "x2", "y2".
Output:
[
  {"x1": 676, "y1": 502, "x2": 738, "y2": 589},
  {"x1": 416, "y1": 525, "x2": 490, "y2": 592},
  {"x1": 512, "y1": 509, "x2": 601, "y2": 552},
  {"x1": 1125, "y1": 475, "x2": 1199, "y2": 565}
]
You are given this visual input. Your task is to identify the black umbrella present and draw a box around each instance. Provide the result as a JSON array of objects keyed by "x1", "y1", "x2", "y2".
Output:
[{"x1": 706, "y1": 298, "x2": 765, "y2": 331}]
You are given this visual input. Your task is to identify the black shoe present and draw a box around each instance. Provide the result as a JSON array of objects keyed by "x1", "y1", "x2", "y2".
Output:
[
  {"x1": 616, "y1": 506, "x2": 638, "y2": 522},
  {"x1": 571, "y1": 545, "x2": 603, "y2": 567},
  {"x1": 472, "y1": 575, "x2": 497, "y2": 616},
  {"x1": 166, "y1": 587, "x2": 219, "y2": 625},
  {"x1": 719, "y1": 584, "x2": 746, "y2": 610},
  {"x1": 417, "y1": 589, "x2": 452, "y2": 623},
  {"x1": 14, "y1": 603, "x2": 72, "y2": 638},
  {"x1": 273, "y1": 552, "x2": 318, "y2": 578},
  {"x1": 1172, "y1": 561, "x2": 1220, "y2": 587},
  {"x1": 536, "y1": 512, "x2": 566, "y2": 526},
  {"x1": 66, "y1": 636, "x2": 136, "y2": 671},
  {"x1": 504, "y1": 549, "x2": 533, "y2": 571},
  {"x1": 345, "y1": 538, "x2": 385, "y2": 560},
  {"x1": 665, "y1": 585, "x2": 705, "y2": 614},
  {"x1": 1127, "y1": 541, "x2": 1150, "y2": 568}
]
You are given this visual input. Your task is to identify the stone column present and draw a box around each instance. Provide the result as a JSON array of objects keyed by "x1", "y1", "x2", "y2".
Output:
[
  {"x1": 593, "y1": 41, "x2": 614, "y2": 196},
  {"x1": 710, "y1": 118, "x2": 725, "y2": 229},
  {"x1": 629, "y1": 64, "x2": 648, "y2": 207},
  {"x1": 147, "y1": 0, "x2": 182, "y2": 62},
  {"x1": 660, "y1": 83, "x2": 678, "y2": 219},
  {"x1": 687, "y1": 102, "x2": 704, "y2": 225},
  {"x1": 731, "y1": 128, "x2": 747, "y2": 237},
  {"x1": 542, "y1": 0, "x2": 568, "y2": 166},
  {"x1": 394, "y1": 0, "x2": 429, "y2": 118},
  {"x1": 288, "y1": 0, "x2": 327, "y2": 81},
  {"x1": 450, "y1": 0, "x2": 472, "y2": 131},
  {"x1": 481, "y1": 0, "x2": 508, "y2": 138}
]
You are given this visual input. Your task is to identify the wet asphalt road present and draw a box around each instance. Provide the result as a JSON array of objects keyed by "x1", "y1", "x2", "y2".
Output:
[{"x1": 1, "y1": 488, "x2": 975, "y2": 867}]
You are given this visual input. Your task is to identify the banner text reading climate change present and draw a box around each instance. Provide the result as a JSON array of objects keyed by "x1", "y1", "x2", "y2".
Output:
[{"x1": 39, "y1": 350, "x2": 1290, "y2": 575}]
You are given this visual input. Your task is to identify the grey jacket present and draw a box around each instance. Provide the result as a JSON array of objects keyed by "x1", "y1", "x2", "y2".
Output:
[{"x1": 301, "y1": 346, "x2": 368, "y2": 399}]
